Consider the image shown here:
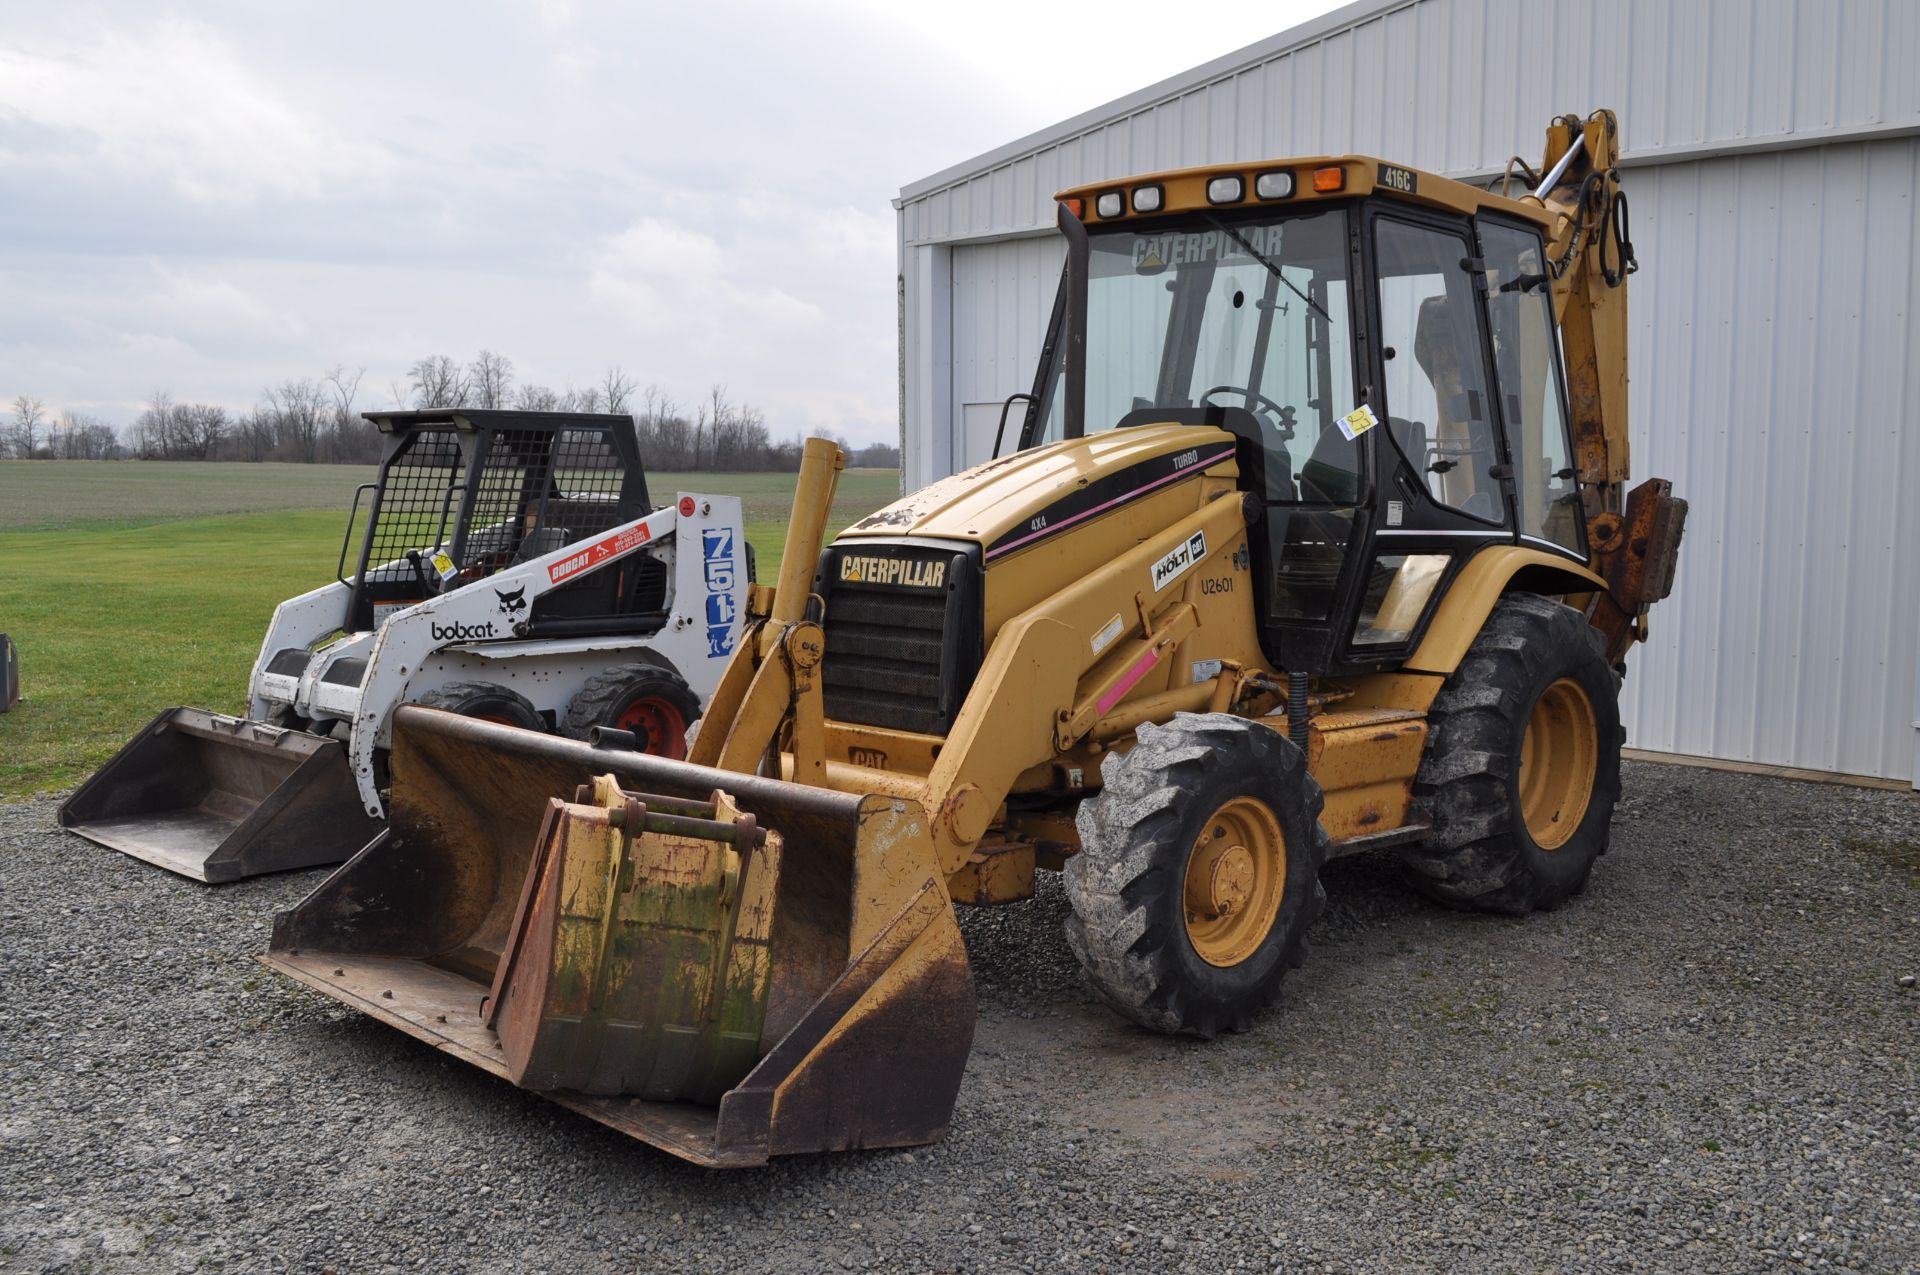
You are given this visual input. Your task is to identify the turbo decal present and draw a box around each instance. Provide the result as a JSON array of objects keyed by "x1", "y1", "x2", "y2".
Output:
[
  {"x1": 983, "y1": 445, "x2": 1235, "y2": 561},
  {"x1": 547, "y1": 519, "x2": 654, "y2": 584}
]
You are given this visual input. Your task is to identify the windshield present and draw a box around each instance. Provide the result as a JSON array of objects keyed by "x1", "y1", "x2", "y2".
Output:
[{"x1": 1035, "y1": 207, "x2": 1361, "y2": 503}]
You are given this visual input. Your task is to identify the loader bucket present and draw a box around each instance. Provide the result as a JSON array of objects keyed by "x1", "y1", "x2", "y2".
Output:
[
  {"x1": 262, "y1": 706, "x2": 975, "y2": 1167},
  {"x1": 59, "y1": 707, "x2": 384, "y2": 883}
]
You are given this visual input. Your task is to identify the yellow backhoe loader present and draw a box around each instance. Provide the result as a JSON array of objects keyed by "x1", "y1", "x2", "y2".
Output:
[{"x1": 263, "y1": 110, "x2": 1685, "y2": 1165}]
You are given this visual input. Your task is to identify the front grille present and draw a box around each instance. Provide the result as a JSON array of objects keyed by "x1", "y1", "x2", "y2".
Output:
[{"x1": 819, "y1": 545, "x2": 979, "y2": 736}]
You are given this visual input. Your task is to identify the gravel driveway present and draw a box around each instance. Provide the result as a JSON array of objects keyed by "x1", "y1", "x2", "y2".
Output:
[{"x1": 2, "y1": 761, "x2": 1915, "y2": 1274}]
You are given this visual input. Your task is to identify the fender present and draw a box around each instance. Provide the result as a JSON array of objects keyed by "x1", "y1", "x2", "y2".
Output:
[{"x1": 1404, "y1": 545, "x2": 1607, "y2": 676}]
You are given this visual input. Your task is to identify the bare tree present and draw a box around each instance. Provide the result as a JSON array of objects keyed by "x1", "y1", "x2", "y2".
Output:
[
  {"x1": 238, "y1": 407, "x2": 277, "y2": 462},
  {"x1": 180, "y1": 404, "x2": 228, "y2": 459},
  {"x1": 324, "y1": 364, "x2": 368, "y2": 462},
  {"x1": 10, "y1": 395, "x2": 46, "y2": 458},
  {"x1": 409, "y1": 355, "x2": 469, "y2": 408},
  {"x1": 600, "y1": 366, "x2": 636, "y2": 415},
  {"x1": 468, "y1": 349, "x2": 514, "y2": 409},
  {"x1": 264, "y1": 379, "x2": 327, "y2": 462},
  {"x1": 513, "y1": 383, "x2": 560, "y2": 411}
]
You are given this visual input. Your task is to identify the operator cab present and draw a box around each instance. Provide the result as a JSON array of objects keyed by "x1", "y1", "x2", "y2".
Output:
[{"x1": 1017, "y1": 158, "x2": 1587, "y2": 675}]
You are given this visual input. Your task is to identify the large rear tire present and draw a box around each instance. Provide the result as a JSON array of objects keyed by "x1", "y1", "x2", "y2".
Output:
[
  {"x1": 1401, "y1": 592, "x2": 1622, "y2": 914},
  {"x1": 1064, "y1": 713, "x2": 1329, "y2": 1038},
  {"x1": 410, "y1": 681, "x2": 546, "y2": 732},
  {"x1": 561, "y1": 662, "x2": 701, "y2": 759}
]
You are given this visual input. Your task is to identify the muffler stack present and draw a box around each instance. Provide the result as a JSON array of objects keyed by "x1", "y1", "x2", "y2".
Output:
[
  {"x1": 263, "y1": 707, "x2": 975, "y2": 1166},
  {"x1": 58, "y1": 707, "x2": 382, "y2": 883}
]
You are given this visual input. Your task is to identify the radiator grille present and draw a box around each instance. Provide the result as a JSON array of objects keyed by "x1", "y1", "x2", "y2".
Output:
[{"x1": 822, "y1": 586, "x2": 950, "y2": 734}]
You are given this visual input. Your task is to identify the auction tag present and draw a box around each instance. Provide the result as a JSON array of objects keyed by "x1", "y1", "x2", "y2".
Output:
[{"x1": 1337, "y1": 403, "x2": 1380, "y2": 441}]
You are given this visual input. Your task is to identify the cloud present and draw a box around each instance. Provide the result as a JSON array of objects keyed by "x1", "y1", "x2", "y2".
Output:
[{"x1": 0, "y1": 17, "x2": 392, "y2": 204}]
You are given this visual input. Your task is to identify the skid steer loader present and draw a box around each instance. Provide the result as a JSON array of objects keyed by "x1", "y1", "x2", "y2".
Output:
[
  {"x1": 263, "y1": 111, "x2": 1685, "y2": 1164},
  {"x1": 62, "y1": 408, "x2": 750, "y2": 882}
]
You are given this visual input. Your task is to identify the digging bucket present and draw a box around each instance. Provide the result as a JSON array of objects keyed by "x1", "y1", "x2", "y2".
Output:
[
  {"x1": 59, "y1": 707, "x2": 384, "y2": 883},
  {"x1": 262, "y1": 706, "x2": 975, "y2": 1167}
]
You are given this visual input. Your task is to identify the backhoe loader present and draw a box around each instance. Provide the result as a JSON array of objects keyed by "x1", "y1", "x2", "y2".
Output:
[{"x1": 263, "y1": 110, "x2": 1685, "y2": 1165}]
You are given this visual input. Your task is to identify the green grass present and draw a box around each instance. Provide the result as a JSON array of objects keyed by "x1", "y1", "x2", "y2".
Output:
[{"x1": 0, "y1": 464, "x2": 899, "y2": 798}]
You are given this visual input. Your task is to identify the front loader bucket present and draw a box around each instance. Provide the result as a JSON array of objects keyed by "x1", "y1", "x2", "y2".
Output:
[
  {"x1": 59, "y1": 707, "x2": 384, "y2": 883},
  {"x1": 262, "y1": 706, "x2": 975, "y2": 1167}
]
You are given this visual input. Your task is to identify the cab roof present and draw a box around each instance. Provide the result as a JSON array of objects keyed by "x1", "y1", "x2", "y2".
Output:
[{"x1": 1057, "y1": 155, "x2": 1554, "y2": 227}]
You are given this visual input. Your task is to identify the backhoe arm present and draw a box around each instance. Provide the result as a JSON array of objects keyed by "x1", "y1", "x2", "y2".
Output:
[{"x1": 1529, "y1": 109, "x2": 1686, "y2": 662}]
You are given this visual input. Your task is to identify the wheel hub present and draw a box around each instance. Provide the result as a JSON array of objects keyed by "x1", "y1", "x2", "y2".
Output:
[
  {"x1": 1518, "y1": 677, "x2": 1599, "y2": 850},
  {"x1": 1182, "y1": 797, "x2": 1287, "y2": 968}
]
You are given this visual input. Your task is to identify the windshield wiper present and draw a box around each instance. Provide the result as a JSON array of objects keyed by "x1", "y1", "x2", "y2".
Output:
[{"x1": 1202, "y1": 214, "x2": 1332, "y2": 325}]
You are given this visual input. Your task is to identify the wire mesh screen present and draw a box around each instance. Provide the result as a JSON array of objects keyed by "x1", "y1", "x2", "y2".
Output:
[
  {"x1": 459, "y1": 428, "x2": 629, "y2": 578},
  {"x1": 364, "y1": 430, "x2": 463, "y2": 581}
]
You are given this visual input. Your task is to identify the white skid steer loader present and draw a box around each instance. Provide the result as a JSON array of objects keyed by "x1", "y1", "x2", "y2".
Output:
[{"x1": 60, "y1": 408, "x2": 750, "y2": 883}]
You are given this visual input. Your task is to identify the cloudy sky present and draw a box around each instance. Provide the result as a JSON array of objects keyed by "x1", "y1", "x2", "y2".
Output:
[{"x1": 0, "y1": 1, "x2": 1344, "y2": 445}]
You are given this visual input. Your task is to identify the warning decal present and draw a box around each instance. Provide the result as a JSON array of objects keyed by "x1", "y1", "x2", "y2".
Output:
[{"x1": 547, "y1": 520, "x2": 653, "y2": 584}]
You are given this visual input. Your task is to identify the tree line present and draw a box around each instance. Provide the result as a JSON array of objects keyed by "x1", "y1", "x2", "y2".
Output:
[{"x1": 3, "y1": 349, "x2": 900, "y2": 471}]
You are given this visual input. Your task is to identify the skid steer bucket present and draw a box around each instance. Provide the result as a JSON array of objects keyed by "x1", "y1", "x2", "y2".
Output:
[
  {"x1": 59, "y1": 708, "x2": 383, "y2": 883},
  {"x1": 262, "y1": 706, "x2": 975, "y2": 1167}
]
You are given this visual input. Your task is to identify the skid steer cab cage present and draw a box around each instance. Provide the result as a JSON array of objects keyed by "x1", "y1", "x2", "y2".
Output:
[
  {"x1": 262, "y1": 707, "x2": 976, "y2": 1167},
  {"x1": 344, "y1": 410, "x2": 652, "y2": 634}
]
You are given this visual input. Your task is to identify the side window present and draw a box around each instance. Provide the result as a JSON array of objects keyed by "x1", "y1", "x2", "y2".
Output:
[
  {"x1": 1373, "y1": 219, "x2": 1505, "y2": 524},
  {"x1": 1482, "y1": 222, "x2": 1582, "y2": 552}
]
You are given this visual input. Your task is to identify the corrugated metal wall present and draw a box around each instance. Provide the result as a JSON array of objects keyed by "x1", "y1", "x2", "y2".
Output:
[
  {"x1": 897, "y1": 0, "x2": 1920, "y2": 781},
  {"x1": 1623, "y1": 136, "x2": 1920, "y2": 781}
]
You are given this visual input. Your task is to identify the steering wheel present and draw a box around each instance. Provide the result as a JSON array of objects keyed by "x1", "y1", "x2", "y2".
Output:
[{"x1": 1200, "y1": 385, "x2": 1295, "y2": 440}]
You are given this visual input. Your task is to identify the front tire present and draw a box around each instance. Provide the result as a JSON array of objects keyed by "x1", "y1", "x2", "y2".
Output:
[
  {"x1": 1401, "y1": 592, "x2": 1623, "y2": 914},
  {"x1": 1064, "y1": 713, "x2": 1329, "y2": 1038},
  {"x1": 410, "y1": 680, "x2": 546, "y2": 731},
  {"x1": 561, "y1": 662, "x2": 701, "y2": 759}
]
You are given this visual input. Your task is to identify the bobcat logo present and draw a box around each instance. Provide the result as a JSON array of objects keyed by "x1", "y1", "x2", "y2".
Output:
[{"x1": 494, "y1": 586, "x2": 528, "y2": 618}]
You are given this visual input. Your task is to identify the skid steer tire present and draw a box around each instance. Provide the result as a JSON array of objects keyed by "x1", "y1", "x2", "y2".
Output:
[
  {"x1": 410, "y1": 681, "x2": 546, "y2": 732},
  {"x1": 560, "y1": 662, "x2": 701, "y2": 759},
  {"x1": 1065, "y1": 713, "x2": 1329, "y2": 1039},
  {"x1": 1401, "y1": 592, "x2": 1622, "y2": 915}
]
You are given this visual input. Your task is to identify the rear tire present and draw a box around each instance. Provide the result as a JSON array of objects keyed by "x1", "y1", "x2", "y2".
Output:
[
  {"x1": 561, "y1": 662, "x2": 701, "y2": 759},
  {"x1": 1064, "y1": 713, "x2": 1329, "y2": 1038},
  {"x1": 1401, "y1": 592, "x2": 1622, "y2": 914},
  {"x1": 410, "y1": 681, "x2": 546, "y2": 732}
]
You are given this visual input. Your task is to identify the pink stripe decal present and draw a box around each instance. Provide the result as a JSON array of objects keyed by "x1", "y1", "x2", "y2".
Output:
[
  {"x1": 1096, "y1": 648, "x2": 1162, "y2": 716},
  {"x1": 986, "y1": 447, "x2": 1236, "y2": 560}
]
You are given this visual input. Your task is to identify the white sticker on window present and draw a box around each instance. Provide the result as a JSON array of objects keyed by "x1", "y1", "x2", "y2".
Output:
[
  {"x1": 1090, "y1": 614, "x2": 1125, "y2": 655},
  {"x1": 1151, "y1": 530, "x2": 1207, "y2": 592},
  {"x1": 1338, "y1": 403, "x2": 1380, "y2": 442}
]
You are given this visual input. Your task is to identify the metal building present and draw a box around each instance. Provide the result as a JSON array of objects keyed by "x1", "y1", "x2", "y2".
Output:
[{"x1": 894, "y1": 0, "x2": 1920, "y2": 786}]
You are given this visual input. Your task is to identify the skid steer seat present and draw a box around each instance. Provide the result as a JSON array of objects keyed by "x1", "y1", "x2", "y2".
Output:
[{"x1": 512, "y1": 527, "x2": 572, "y2": 564}]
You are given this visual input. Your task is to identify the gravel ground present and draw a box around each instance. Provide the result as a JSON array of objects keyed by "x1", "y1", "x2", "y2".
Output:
[{"x1": 2, "y1": 761, "x2": 1916, "y2": 1274}]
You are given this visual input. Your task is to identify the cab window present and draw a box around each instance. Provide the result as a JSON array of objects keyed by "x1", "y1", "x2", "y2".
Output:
[
  {"x1": 1481, "y1": 221, "x2": 1582, "y2": 552},
  {"x1": 1373, "y1": 218, "x2": 1506, "y2": 524}
]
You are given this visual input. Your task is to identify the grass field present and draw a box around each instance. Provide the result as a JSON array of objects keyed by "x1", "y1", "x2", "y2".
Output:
[{"x1": 0, "y1": 460, "x2": 900, "y2": 798}]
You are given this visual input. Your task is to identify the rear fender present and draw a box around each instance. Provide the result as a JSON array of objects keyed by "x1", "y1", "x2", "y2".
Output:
[{"x1": 1403, "y1": 546, "x2": 1607, "y2": 677}]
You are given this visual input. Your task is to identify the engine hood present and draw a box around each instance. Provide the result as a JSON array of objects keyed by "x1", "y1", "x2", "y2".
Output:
[{"x1": 838, "y1": 424, "x2": 1239, "y2": 561}]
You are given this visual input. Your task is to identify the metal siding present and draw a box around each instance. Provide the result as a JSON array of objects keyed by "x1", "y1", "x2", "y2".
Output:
[
  {"x1": 898, "y1": 0, "x2": 1920, "y2": 781},
  {"x1": 1619, "y1": 137, "x2": 1920, "y2": 781}
]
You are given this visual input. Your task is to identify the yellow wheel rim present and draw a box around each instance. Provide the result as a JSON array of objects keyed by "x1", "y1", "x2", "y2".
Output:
[
  {"x1": 1182, "y1": 796, "x2": 1288, "y2": 968},
  {"x1": 1517, "y1": 678, "x2": 1598, "y2": 850}
]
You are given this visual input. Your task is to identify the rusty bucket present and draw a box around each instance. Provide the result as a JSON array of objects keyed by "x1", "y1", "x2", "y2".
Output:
[{"x1": 262, "y1": 706, "x2": 975, "y2": 1167}]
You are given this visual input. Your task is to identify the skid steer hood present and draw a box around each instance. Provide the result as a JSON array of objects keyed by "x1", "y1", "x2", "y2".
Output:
[
  {"x1": 837, "y1": 423, "x2": 1237, "y2": 553},
  {"x1": 261, "y1": 706, "x2": 975, "y2": 1167}
]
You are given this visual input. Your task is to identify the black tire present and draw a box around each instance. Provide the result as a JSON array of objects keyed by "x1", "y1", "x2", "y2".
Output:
[
  {"x1": 409, "y1": 680, "x2": 546, "y2": 731},
  {"x1": 1064, "y1": 713, "x2": 1330, "y2": 1038},
  {"x1": 560, "y1": 662, "x2": 701, "y2": 758},
  {"x1": 1401, "y1": 592, "x2": 1623, "y2": 915}
]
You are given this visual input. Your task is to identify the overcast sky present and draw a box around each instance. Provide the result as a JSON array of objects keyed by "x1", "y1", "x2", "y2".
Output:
[{"x1": 0, "y1": 0, "x2": 1346, "y2": 445}]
